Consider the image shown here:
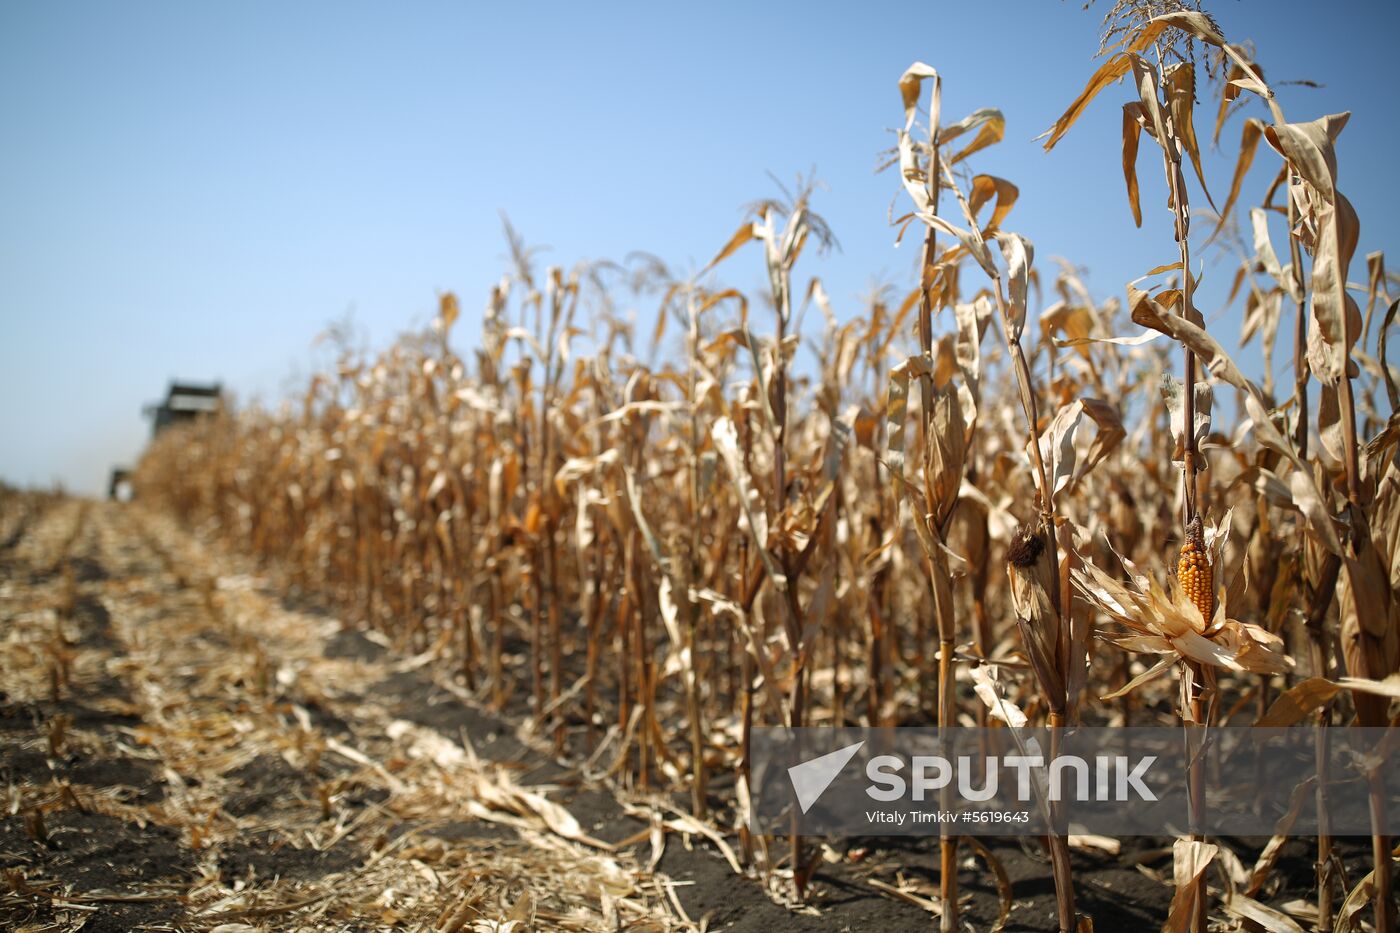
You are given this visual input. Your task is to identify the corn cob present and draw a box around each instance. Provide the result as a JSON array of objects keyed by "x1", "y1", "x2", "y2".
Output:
[{"x1": 1178, "y1": 516, "x2": 1214, "y2": 623}]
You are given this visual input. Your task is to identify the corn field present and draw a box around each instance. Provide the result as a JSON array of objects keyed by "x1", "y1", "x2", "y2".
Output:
[{"x1": 126, "y1": 6, "x2": 1400, "y2": 932}]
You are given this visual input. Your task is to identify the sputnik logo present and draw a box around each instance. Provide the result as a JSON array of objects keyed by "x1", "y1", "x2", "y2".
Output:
[{"x1": 788, "y1": 741, "x2": 865, "y2": 813}]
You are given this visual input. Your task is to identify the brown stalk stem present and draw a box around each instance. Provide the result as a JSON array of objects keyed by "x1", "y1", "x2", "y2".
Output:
[
  {"x1": 1055, "y1": 520, "x2": 1076, "y2": 718},
  {"x1": 547, "y1": 529, "x2": 563, "y2": 751},
  {"x1": 918, "y1": 110, "x2": 962, "y2": 933},
  {"x1": 1165, "y1": 156, "x2": 1200, "y2": 526},
  {"x1": 585, "y1": 544, "x2": 601, "y2": 743},
  {"x1": 619, "y1": 535, "x2": 635, "y2": 767},
  {"x1": 784, "y1": 563, "x2": 809, "y2": 898},
  {"x1": 1368, "y1": 770, "x2": 1396, "y2": 933},
  {"x1": 637, "y1": 590, "x2": 652, "y2": 791},
  {"x1": 1311, "y1": 630, "x2": 1335, "y2": 933},
  {"x1": 738, "y1": 527, "x2": 755, "y2": 867},
  {"x1": 937, "y1": 637, "x2": 957, "y2": 933},
  {"x1": 937, "y1": 155, "x2": 1071, "y2": 930},
  {"x1": 1162, "y1": 110, "x2": 1205, "y2": 930},
  {"x1": 739, "y1": 646, "x2": 755, "y2": 866},
  {"x1": 770, "y1": 248, "x2": 810, "y2": 903},
  {"x1": 687, "y1": 295, "x2": 707, "y2": 818},
  {"x1": 1185, "y1": 660, "x2": 1208, "y2": 933},
  {"x1": 1326, "y1": 180, "x2": 1390, "y2": 932},
  {"x1": 1047, "y1": 712, "x2": 1077, "y2": 933},
  {"x1": 530, "y1": 551, "x2": 544, "y2": 712},
  {"x1": 774, "y1": 290, "x2": 788, "y2": 509},
  {"x1": 1282, "y1": 159, "x2": 1341, "y2": 929}
]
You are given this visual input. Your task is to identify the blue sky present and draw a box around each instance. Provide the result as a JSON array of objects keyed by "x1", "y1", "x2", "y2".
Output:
[{"x1": 3, "y1": 0, "x2": 1397, "y2": 494}]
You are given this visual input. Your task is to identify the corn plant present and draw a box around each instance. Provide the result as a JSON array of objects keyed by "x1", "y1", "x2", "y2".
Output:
[{"x1": 128, "y1": 4, "x2": 1400, "y2": 929}]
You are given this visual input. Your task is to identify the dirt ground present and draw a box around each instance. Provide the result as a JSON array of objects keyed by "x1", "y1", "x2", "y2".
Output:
[{"x1": 0, "y1": 499, "x2": 1381, "y2": 931}]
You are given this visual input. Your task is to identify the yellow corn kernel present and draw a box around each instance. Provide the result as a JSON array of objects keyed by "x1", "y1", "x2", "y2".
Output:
[{"x1": 1178, "y1": 518, "x2": 1214, "y2": 623}]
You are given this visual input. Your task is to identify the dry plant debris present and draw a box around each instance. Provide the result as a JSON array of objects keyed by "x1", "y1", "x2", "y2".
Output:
[{"x1": 1, "y1": 499, "x2": 683, "y2": 931}]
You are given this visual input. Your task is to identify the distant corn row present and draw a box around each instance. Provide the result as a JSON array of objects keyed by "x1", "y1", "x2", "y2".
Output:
[
  {"x1": 0, "y1": 484, "x2": 62, "y2": 554},
  {"x1": 134, "y1": 7, "x2": 1400, "y2": 931}
]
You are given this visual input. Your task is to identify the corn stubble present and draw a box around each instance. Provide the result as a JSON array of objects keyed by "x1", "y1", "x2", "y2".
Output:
[{"x1": 132, "y1": 4, "x2": 1400, "y2": 931}]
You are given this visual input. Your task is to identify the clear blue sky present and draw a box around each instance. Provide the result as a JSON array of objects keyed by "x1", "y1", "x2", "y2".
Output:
[{"x1": 3, "y1": 0, "x2": 1397, "y2": 494}]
